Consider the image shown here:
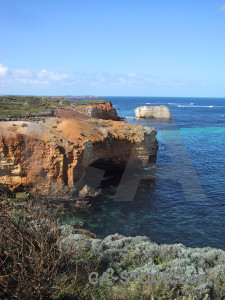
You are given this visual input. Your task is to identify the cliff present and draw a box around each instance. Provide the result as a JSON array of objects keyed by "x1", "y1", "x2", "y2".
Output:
[
  {"x1": 0, "y1": 118, "x2": 157, "y2": 199},
  {"x1": 56, "y1": 102, "x2": 120, "y2": 120},
  {"x1": 0, "y1": 96, "x2": 120, "y2": 121}
]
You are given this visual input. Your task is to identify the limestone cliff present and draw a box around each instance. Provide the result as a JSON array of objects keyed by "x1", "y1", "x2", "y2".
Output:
[
  {"x1": 0, "y1": 118, "x2": 157, "y2": 199},
  {"x1": 67, "y1": 102, "x2": 120, "y2": 120}
]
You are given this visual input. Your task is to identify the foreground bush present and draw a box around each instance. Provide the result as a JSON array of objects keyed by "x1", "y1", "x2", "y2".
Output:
[
  {"x1": 1, "y1": 191, "x2": 225, "y2": 299},
  {"x1": 0, "y1": 195, "x2": 95, "y2": 300}
]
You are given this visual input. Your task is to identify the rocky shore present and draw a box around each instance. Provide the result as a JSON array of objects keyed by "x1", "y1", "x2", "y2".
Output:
[{"x1": 1, "y1": 96, "x2": 225, "y2": 299}]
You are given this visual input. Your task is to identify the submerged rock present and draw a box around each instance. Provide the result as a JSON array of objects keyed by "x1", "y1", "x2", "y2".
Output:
[
  {"x1": 75, "y1": 200, "x2": 91, "y2": 208},
  {"x1": 135, "y1": 105, "x2": 172, "y2": 120},
  {"x1": 78, "y1": 185, "x2": 98, "y2": 198}
]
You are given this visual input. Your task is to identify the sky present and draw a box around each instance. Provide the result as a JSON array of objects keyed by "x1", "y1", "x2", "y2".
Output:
[{"x1": 1, "y1": 0, "x2": 225, "y2": 97}]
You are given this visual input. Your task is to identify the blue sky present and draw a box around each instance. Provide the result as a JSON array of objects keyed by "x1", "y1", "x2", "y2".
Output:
[{"x1": 1, "y1": 0, "x2": 225, "y2": 96}]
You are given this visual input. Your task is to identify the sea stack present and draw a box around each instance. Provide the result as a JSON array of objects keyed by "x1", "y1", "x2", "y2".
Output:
[{"x1": 135, "y1": 105, "x2": 172, "y2": 120}]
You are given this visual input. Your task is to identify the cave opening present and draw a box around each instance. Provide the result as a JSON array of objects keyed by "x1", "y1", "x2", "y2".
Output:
[
  {"x1": 90, "y1": 158, "x2": 126, "y2": 174},
  {"x1": 76, "y1": 158, "x2": 126, "y2": 194}
]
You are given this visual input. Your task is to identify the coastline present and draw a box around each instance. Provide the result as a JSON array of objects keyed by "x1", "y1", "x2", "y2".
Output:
[
  {"x1": 0, "y1": 97, "x2": 161, "y2": 227},
  {"x1": 1, "y1": 96, "x2": 225, "y2": 299}
]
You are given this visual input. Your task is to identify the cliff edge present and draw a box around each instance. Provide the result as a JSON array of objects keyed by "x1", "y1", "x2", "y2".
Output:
[
  {"x1": 0, "y1": 117, "x2": 157, "y2": 199},
  {"x1": 0, "y1": 96, "x2": 121, "y2": 121}
]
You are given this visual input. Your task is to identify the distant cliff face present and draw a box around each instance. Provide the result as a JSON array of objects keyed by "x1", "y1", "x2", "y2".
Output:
[
  {"x1": 0, "y1": 96, "x2": 120, "y2": 122},
  {"x1": 73, "y1": 102, "x2": 120, "y2": 120},
  {"x1": 55, "y1": 102, "x2": 121, "y2": 121},
  {"x1": 135, "y1": 105, "x2": 172, "y2": 120},
  {"x1": 0, "y1": 118, "x2": 157, "y2": 199}
]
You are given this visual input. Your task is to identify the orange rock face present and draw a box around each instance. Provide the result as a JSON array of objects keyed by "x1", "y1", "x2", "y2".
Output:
[
  {"x1": 55, "y1": 102, "x2": 120, "y2": 121},
  {"x1": 0, "y1": 117, "x2": 157, "y2": 199}
]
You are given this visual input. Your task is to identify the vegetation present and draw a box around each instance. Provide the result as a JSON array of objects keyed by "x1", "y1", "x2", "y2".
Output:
[
  {"x1": 0, "y1": 96, "x2": 52, "y2": 119},
  {"x1": 0, "y1": 96, "x2": 107, "y2": 120},
  {"x1": 0, "y1": 194, "x2": 98, "y2": 300},
  {"x1": 1, "y1": 191, "x2": 225, "y2": 299},
  {"x1": 0, "y1": 192, "x2": 193, "y2": 300},
  {"x1": 42, "y1": 97, "x2": 107, "y2": 107}
]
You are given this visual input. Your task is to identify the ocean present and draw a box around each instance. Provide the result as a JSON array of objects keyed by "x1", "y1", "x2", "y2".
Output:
[{"x1": 69, "y1": 97, "x2": 225, "y2": 250}]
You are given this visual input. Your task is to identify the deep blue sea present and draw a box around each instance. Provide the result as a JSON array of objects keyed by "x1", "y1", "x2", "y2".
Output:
[{"x1": 69, "y1": 97, "x2": 225, "y2": 250}]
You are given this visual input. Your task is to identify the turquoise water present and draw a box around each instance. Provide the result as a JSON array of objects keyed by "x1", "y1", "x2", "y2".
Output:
[{"x1": 71, "y1": 97, "x2": 225, "y2": 250}]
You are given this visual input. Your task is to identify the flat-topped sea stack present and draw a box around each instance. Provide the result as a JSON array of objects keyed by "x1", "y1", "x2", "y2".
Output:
[
  {"x1": 0, "y1": 96, "x2": 158, "y2": 199},
  {"x1": 135, "y1": 105, "x2": 172, "y2": 120}
]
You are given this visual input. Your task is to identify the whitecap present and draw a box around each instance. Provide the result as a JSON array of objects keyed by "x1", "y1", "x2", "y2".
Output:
[{"x1": 178, "y1": 105, "x2": 214, "y2": 108}]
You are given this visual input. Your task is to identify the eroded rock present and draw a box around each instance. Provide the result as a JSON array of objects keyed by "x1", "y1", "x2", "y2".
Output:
[
  {"x1": 135, "y1": 105, "x2": 172, "y2": 120},
  {"x1": 0, "y1": 118, "x2": 158, "y2": 199}
]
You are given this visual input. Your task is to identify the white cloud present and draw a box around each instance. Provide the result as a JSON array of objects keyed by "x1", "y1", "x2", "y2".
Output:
[
  {"x1": 219, "y1": 4, "x2": 225, "y2": 11},
  {"x1": 0, "y1": 62, "x2": 197, "y2": 95},
  {"x1": 90, "y1": 73, "x2": 185, "y2": 89},
  {"x1": 37, "y1": 69, "x2": 70, "y2": 81},
  {"x1": 0, "y1": 63, "x2": 75, "y2": 87},
  {"x1": 0, "y1": 63, "x2": 8, "y2": 76},
  {"x1": 128, "y1": 72, "x2": 137, "y2": 77}
]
